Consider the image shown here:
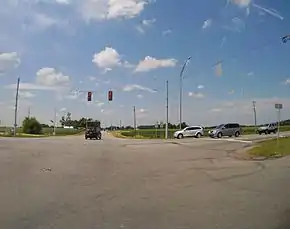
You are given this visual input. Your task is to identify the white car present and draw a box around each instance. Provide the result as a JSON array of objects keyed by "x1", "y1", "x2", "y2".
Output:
[{"x1": 173, "y1": 126, "x2": 204, "y2": 139}]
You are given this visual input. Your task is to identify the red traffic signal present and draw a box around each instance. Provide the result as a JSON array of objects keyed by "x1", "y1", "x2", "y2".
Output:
[
  {"x1": 87, "y1": 91, "x2": 92, "y2": 101},
  {"x1": 108, "y1": 90, "x2": 113, "y2": 101}
]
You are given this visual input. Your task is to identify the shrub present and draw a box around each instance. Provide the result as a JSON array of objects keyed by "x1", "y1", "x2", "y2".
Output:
[{"x1": 22, "y1": 117, "x2": 43, "y2": 134}]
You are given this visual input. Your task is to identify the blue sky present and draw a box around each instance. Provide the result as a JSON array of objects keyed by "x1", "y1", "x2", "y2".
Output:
[{"x1": 0, "y1": 0, "x2": 290, "y2": 127}]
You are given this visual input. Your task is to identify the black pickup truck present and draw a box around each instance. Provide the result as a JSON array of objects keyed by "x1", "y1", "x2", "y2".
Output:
[{"x1": 85, "y1": 121, "x2": 102, "y2": 140}]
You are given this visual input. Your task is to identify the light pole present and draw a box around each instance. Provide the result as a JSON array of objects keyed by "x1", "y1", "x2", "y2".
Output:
[
  {"x1": 13, "y1": 77, "x2": 20, "y2": 137},
  {"x1": 179, "y1": 56, "x2": 191, "y2": 130},
  {"x1": 165, "y1": 80, "x2": 169, "y2": 139},
  {"x1": 133, "y1": 106, "x2": 136, "y2": 137},
  {"x1": 252, "y1": 101, "x2": 257, "y2": 129}
]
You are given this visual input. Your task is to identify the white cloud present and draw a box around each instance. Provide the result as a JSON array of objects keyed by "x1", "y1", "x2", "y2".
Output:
[
  {"x1": 136, "y1": 25, "x2": 145, "y2": 33},
  {"x1": 55, "y1": 0, "x2": 70, "y2": 4},
  {"x1": 137, "y1": 94, "x2": 143, "y2": 99},
  {"x1": 230, "y1": 0, "x2": 251, "y2": 8},
  {"x1": 5, "y1": 68, "x2": 70, "y2": 91},
  {"x1": 65, "y1": 90, "x2": 81, "y2": 99},
  {"x1": 284, "y1": 78, "x2": 290, "y2": 85},
  {"x1": 0, "y1": 52, "x2": 21, "y2": 73},
  {"x1": 93, "y1": 47, "x2": 131, "y2": 69},
  {"x1": 211, "y1": 108, "x2": 222, "y2": 113},
  {"x1": 197, "y1": 85, "x2": 204, "y2": 89},
  {"x1": 142, "y1": 18, "x2": 156, "y2": 26},
  {"x1": 102, "y1": 68, "x2": 112, "y2": 74},
  {"x1": 228, "y1": 89, "x2": 235, "y2": 95},
  {"x1": 97, "y1": 102, "x2": 105, "y2": 107},
  {"x1": 19, "y1": 91, "x2": 36, "y2": 99},
  {"x1": 247, "y1": 72, "x2": 254, "y2": 76},
  {"x1": 136, "y1": 18, "x2": 156, "y2": 34},
  {"x1": 135, "y1": 56, "x2": 177, "y2": 72},
  {"x1": 220, "y1": 36, "x2": 227, "y2": 48},
  {"x1": 89, "y1": 76, "x2": 96, "y2": 81},
  {"x1": 202, "y1": 19, "x2": 212, "y2": 29},
  {"x1": 223, "y1": 17, "x2": 245, "y2": 33},
  {"x1": 188, "y1": 92, "x2": 205, "y2": 99},
  {"x1": 6, "y1": 83, "x2": 61, "y2": 91},
  {"x1": 123, "y1": 84, "x2": 156, "y2": 93},
  {"x1": 32, "y1": 13, "x2": 60, "y2": 28},
  {"x1": 162, "y1": 29, "x2": 172, "y2": 36},
  {"x1": 138, "y1": 108, "x2": 146, "y2": 113},
  {"x1": 60, "y1": 107, "x2": 67, "y2": 112},
  {"x1": 36, "y1": 68, "x2": 70, "y2": 87},
  {"x1": 80, "y1": 0, "x2": 151, "y2": 22}
]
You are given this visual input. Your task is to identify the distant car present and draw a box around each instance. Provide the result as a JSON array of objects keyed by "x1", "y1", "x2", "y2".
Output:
[
  {"x1": 173, "y1": 126, "x2": 204, "y2": 139},
  {"x1": 257, "y1": 123, "x2": 277, "y2": 135},
  {"x1": 208, "y1": 123, "x2": 241, "y2": 138}
]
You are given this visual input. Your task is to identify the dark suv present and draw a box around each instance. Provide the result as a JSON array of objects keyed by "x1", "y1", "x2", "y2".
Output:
[
  {"x1": 208, "y1": 123, "x2": 242, "y2": 138},
  {"x1": 85, "y1": 128, "x2": 101, "y2": 140}
]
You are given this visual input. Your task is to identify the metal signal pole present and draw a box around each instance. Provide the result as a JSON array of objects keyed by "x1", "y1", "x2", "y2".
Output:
[
  {"x1": 165, "y1": 80, "x2": 169, "y2": 139},
  {"x1": 179, "y1": 56, "x2": 191, "y2": 130},
  {"x1": 13, "y1": 77, "x2": 20, "y2": 137}
]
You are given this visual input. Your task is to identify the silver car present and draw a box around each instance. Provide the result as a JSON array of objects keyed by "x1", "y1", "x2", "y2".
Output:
[
  {"x1": 208, "y1": 123, "x2": 242, "y2": 138},
  {"x1": 174, "y1": 126, "x2": 204, "y2": 139}
]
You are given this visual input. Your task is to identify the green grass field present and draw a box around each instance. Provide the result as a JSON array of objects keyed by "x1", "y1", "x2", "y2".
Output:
[
  {"x1": 0, "y1": 126, "x2": 84, "y2": 137},
  {"x1": 112, "y1": 125, "x2": 290, "y2": 139},
  {"x1": 249, "y1": 137, "x2": 290, "y2": 158}
]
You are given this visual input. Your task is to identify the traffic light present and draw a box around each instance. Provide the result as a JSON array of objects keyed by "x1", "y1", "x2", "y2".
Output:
[
  {"x1": 87, "y1": 91, "x2": 92, "y2": 101},
  {"x1": 108, "y1": 90, "x2": 113, "y2": 101}
]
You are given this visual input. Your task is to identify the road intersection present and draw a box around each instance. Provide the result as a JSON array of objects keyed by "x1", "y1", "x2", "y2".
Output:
[{"x1": 0, "y1": 132, "x2": 290, "y2": 229}]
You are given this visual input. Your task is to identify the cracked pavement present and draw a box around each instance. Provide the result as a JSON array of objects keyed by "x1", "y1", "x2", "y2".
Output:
[{"x1": 0, "y1": 132, "x2": 290, "y2": 229}]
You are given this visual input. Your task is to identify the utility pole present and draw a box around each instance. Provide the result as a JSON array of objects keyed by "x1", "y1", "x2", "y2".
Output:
[
  {"x1": 133, "y1": 106, "x2": 136, "y2": 136},
  {"x1": 53, "y1": 108, "x2": 57, "y2": 136},
  {"x1": 13, "y1": 77, "x2": 20, "y2": 137},
  {"x1": 179, "y1": 56, "x2": 191, "y2": 130},
  {"x1": 165, "y1": 80, "x2": 169, "y2": 139},
  {"x1": 119, "y1": 120, "x2": 122, "y2": 129},
  {"x1": 252, "y1": 101, "x2": 257, "y2": 128},
  {"x1": 28, "y1": 107, "x2": 31, "y2": 118}
]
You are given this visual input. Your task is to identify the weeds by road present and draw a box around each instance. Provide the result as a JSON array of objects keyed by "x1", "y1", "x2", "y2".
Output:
[
  {"x1": 249, "y1": 137, "x2": 290, "y2": 159},
  {"x1": 0, "y1": 127, "x2": 84, "y2": 137}
]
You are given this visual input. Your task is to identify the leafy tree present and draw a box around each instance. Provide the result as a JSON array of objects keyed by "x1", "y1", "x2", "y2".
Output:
[
  {"x1": 22, "y1": 117, "x2": 42, "y2": 134},
  {"x1": 60, "y1": 116, "x2": 66, "y2": 127}
]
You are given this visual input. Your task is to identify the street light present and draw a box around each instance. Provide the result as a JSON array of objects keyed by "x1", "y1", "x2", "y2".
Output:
[{"x1": 179, "y1": 56, "x2": 192, "y2": 130}]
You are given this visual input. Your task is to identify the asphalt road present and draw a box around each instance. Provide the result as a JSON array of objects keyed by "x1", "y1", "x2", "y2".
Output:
[{"x1": 0, "y1": 132, "x2": 290, "y2": 229}]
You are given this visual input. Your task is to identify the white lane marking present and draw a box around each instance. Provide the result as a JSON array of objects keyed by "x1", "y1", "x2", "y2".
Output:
[
  {"x1": 201, "y1": 138, "x2": 252, "y2": 143},
  {"x1": 226, "y1": 139, "x2": 253, "y2": 143}
]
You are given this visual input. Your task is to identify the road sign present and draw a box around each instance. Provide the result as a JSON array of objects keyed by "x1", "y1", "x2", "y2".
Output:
[{"x1": 275, "y1": 103, "x2": 283, "y2": 109}]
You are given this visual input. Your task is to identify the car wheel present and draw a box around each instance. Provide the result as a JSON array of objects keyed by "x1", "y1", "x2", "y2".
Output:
[
  {"x1": 258, "y1": 132, "x2": 262, "y2": 135},
  {"x1": 234, "y1": 131, "x2": 240, "y2": 137},
  {"x1": 265, "y1": 131, "x2": 268, "y2": 135},
  {"x1": 196, "y1": 133, "x2": 201, "y2": 138},
  {"x1": 177, "y1": 134, "x2": 183, "y2": 139},
  {"x1": 217, "y1": 132, "x2": 222, "y2": 138}
]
